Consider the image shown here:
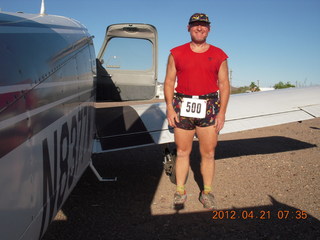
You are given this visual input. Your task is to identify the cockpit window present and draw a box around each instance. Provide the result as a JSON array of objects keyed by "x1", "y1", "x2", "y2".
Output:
[{"x1": 102, "y1": 37, "x2": 152, "y2": 71}]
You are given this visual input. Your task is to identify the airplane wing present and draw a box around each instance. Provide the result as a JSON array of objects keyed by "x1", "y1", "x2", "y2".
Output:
[
  {"x1": 222, "y1": 86, "x2": 320, "y2": 133},
  {"x1": 93, "y1": 86, "x2": 320, "y2": 154}
]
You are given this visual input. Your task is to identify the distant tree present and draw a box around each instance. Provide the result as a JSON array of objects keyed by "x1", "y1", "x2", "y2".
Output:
[
  {"x1": 273, "y1": 81, "x2": 295, "y2": 89},
  {"x1": 231, "y1": 82, "x2": 262, "y2": 94},
  {"x1": 231, "y1": 86, "x2": 250, "y2": 94},
  {"x1": 249, "y1": 82, "x2": 260, "y2": 92}
]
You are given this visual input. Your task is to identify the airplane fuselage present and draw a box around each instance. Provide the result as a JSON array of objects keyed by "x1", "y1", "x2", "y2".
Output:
[{"x1": 0, "y1": 12, "x2": 96, "y2": 239}]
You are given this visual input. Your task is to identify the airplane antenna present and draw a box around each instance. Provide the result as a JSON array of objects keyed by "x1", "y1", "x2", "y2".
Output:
[{"x1": 40, "y1": 0, "x2": 46, "y2": 15}]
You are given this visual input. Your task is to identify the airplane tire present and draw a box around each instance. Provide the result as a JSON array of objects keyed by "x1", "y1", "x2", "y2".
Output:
[{"x1": 163, "y1": 148, "x2": 188, "y2": 184}]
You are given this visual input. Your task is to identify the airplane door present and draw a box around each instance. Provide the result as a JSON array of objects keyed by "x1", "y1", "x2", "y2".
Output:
[{"x1": 97, "y1": 24, "x2": 158, "y2": 101}]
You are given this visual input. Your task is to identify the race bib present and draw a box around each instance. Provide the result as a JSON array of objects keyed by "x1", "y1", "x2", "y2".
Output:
[{"x1": 180, "y1": 98, "x2": 207, "y2": 118}]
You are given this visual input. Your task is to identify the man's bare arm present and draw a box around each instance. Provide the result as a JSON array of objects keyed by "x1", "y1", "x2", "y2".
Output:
[
  {"x1": 215, "y1": 60, "x2": 230, "y2": 132},
  {"x1": 164, "y1": 54, "x2": 178, "y2": 127}
]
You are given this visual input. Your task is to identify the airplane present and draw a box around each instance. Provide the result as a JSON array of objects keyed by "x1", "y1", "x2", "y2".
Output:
[{"x1": 0, "y1": 4, "x2": 320, "y2": 240}]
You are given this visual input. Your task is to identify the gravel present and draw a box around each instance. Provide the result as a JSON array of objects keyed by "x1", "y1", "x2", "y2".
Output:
[{"x1": 43, "y1": 118, "x2": 320, "y2": 240}]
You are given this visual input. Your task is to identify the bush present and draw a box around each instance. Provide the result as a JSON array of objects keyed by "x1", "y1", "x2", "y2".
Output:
[{"x1": 273, "y1": 81, "x2": 295, "y2": 89}]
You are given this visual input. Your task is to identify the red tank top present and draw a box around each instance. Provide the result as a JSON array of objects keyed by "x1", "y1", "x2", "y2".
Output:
[{"x1": 170, "y1": 43, "x2": 228, "y2": 95}]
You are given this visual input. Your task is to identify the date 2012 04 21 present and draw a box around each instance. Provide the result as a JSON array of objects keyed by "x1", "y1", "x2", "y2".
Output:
[{"x1": 212, "y1": 210, "x2": 308, "y2": 220}]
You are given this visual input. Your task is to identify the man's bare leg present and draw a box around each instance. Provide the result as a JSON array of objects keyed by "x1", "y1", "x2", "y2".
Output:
[
  {"x1": 196, "y1": 125, "x2": 218, "y2": 209},
  {"x1": 196, "y1": 125, "x2": 218, "y2": 189},
  {"x1": 174, "y1": 127, "x2": 195, "y2": 190}
]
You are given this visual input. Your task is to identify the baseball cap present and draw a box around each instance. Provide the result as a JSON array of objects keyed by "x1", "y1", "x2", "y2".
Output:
[{"x1": 188, "y1": 13, "x2": 211, "y2": 25}]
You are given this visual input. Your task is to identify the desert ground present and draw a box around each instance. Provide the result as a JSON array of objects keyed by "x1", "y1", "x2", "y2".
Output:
[{"x1": 43, "y1": 118, "x2": 320, "y2": 240}]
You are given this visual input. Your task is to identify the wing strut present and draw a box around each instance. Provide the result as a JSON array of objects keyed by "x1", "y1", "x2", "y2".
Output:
[{"x1": 89, "y1": 160, "x2": 118, "y2": 182}]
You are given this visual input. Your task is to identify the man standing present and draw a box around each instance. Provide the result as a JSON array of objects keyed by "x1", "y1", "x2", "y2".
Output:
[{"x1": 164, "y1": 13, "x2": 230, "y2": 209}]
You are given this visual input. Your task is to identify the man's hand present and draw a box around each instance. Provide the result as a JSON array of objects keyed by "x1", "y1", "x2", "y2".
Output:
[
  {"x1": 214, "y1": 113, "x2": 225, "y2": 133},
  {"x1": 167, "y1": 106, "x2": 179, "y2": 128}
]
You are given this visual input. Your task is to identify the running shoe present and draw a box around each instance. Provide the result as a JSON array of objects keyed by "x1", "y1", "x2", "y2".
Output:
[
  {"x1": 173, "y1": 191, "x2": 187, "y2": 210},
  {"x1": 199, "y1": 191, "x2": 216, "y2": 209}
]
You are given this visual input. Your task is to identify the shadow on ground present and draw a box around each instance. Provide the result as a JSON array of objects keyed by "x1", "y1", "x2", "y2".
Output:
[{"x1": 43, "y1": 136, "x2": 319, "y2": 240}]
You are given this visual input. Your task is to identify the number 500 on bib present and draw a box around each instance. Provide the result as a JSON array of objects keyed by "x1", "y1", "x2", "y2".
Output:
[{"x1": 180, "y1": 98, "x2": 207, "y2": 119}]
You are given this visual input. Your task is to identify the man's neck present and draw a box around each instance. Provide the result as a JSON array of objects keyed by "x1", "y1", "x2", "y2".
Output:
[{"x1": 190, "y1": 41, "x2": 209, "y2": 53}]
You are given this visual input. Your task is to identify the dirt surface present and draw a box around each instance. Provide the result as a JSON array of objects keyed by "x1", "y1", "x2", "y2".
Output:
[{"x1": 43, "y1": 118, "x2": 320, "y2": 240}]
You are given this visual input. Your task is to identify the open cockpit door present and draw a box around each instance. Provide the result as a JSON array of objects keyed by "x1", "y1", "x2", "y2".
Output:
[{"x1": 96, "y1": 24, "x2": 158, "y2": 101}]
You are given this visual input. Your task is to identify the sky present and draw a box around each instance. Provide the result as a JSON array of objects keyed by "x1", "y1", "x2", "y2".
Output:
[{"x1": 1, "y1": 0, "x2": 320, "y2": 88}]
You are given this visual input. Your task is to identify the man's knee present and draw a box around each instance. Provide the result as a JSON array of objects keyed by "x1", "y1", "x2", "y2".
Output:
[
  {"x1": 176, "y1": 148, "x2": 192, "y2": 159},
  {"x1": 201, "y1": 149, "x2": 215, "y2": 160}
]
